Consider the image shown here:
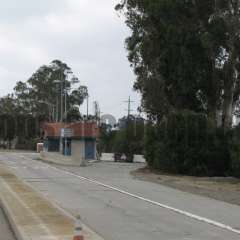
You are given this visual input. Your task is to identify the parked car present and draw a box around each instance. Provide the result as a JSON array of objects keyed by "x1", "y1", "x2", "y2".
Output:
[{"x1": 114, "y1": 152, "x2": 122, "y2": 162}]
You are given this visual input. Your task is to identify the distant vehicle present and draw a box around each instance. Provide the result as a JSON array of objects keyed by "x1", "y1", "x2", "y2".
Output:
[
  {"x1": 114, "y1": 153, "x2": 133, "y2": 163},
  {"x1": 114, "y1": 153, "x2": 122, "y2": 162}
]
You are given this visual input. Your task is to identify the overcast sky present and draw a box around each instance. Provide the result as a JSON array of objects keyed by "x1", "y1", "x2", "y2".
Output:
[{"x1": 0, "y1": 0, "x2": 141, "y2": 119}]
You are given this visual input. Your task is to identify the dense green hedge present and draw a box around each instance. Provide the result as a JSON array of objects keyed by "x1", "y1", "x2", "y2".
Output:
[
  {"x1": 145, "y1": 111, "x2": 240, "y2": 177},
  {"x1": 99, "y1": 120, "x2": 144, "y2": 162},
  {"x1": 229, "y1": 126, "x2": 240, "y2": 177}
]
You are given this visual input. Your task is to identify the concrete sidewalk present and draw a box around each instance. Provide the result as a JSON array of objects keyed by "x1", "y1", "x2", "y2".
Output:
[{"x1": 0, "y1": 164, "x2": 103, "y2": 240}]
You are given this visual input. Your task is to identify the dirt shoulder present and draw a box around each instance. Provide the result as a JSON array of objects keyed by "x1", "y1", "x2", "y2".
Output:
[{"x1": 131, "y1": 167, "x2": 240, "y2": 206}]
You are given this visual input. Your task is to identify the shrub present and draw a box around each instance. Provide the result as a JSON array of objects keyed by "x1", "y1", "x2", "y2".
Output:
[
  {"x1": 229, "y1": 126, "x2": 240, "y2": 178},
  {"x1": 145, "y1": 111, "x2": 231, "y2": 176}
]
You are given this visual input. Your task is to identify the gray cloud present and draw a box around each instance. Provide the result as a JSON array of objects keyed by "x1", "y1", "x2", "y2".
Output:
[
  {"x1": 0, "y1": 0, "x2": 141, "y2": 119},
  {"x1": 0, "y1": 0, "x2": 65, "y2": 23}
]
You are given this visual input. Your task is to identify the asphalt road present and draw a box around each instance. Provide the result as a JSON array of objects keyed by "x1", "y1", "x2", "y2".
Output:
[
  {"x1": 0, "y1": 208, "x2": 16, "y2": 240},
  {"x1": 1, "y1": 152, "x2": 240, "y2": 240}
]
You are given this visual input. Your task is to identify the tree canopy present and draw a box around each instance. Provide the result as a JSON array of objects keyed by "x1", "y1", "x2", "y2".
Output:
[
  {"x1": 116, "y1": 0, "x2": 240, "y2": 129},
  {"x1": 0, "y1": 60, "x2": 88, "y2": 121}
]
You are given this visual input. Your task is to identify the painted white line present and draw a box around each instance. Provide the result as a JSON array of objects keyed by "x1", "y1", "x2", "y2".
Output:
[{"x1": 47, "y1": 165, "x2": 240, "y2": 235}]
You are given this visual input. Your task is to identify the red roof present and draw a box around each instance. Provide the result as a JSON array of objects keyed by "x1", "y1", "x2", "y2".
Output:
[{"x1": 43, "y1": 122, "x2": 99, "y2": 138}]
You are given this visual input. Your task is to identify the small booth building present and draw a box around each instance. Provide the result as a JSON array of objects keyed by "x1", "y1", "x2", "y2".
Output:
[{"x1": 43, "y1": 122, "x2": 99, "y2": 160}]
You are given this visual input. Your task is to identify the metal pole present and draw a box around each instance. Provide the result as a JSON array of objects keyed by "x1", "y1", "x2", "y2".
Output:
[
  {"x1": 65, "y1": 90, "x2": 67, "y2": 122},
  {"x1": 87, "y1": 95, "x2": 89, "y2": 119},
  {"x1": 52, "y1": 106, "x2": 55, "y2": 122},
  {"x1": 63, "y1": 73, "x2": 70, "y2": 155},
  {"x1": 60, "y1": 73, "x2": 63, "y2": 122},
  {"x1": 56, "y1": 93, "x2": 59, "y2": 122},
  {"x1": 64, "y1": 89, "x2": 67, "y2": 155},
  {"x1": 124, "y1": 96, "x2": 134, "y2": 119},
  {"x1": 128, "y1": 96, "x2": 131, "y2": 117}
]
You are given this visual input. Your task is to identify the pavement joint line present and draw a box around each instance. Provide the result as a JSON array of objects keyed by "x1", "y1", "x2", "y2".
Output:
[
  {"x1": 0, "y1": 178, "x2": 59, "y2": 240},
  {"x1": 45, "y1": 164, "x2": 240, "y2": 236}
]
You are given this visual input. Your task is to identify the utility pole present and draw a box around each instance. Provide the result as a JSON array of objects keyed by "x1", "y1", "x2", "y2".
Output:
[
  {"x1": 87, "y1": 95, "x2": 89, "y2": 120},
  {"x1": 60, "y1": 73, "x2": 63, "y2": 122},
  {"x1": 64, "y1": 89, "x2": 67, "y2": 122},
  {"x1": 93, "y1": 101, "x2": 101, "y2": 125},
  {"x1": 124, "y1": 96, "x2": 134, "y2": 118},
  {"x1": 56, "y1": 91, "x2": 59, "y2": 122}
]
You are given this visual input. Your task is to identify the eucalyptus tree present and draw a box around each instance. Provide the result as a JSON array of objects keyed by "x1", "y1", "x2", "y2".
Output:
[
  {"x1": 14, "y1": 60, "x2": 88, "y2": 121},
  {"x1": 116, "y1": 0, "x2": 240, "y2": 130}
]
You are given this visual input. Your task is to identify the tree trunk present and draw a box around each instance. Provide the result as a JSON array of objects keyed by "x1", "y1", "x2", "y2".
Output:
[
  {"x1": 222, "y1": 71, "x2": 234, "y2": 130},
  {"x1": 208, "y1": 60, "x2": 218, "y2": 127},
  {"x1": 222, "y1": 44, "x2": 237, "y2": 131},
  {"x1": 222, "y1": 83, "x2": 234, "y2": 130},
  {"x1": 217, "y1": 0, "x2": 239, "y2": 131},
  {"x1": 208, "y1": 102, "x2": 218, "y2": 126}
]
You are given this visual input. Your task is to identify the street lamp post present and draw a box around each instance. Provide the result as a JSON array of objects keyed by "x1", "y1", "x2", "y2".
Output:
[
  {"x1": 54, "y1": 80, "x2": 61, "y2": 122},
  {"x1": 60, "y1": 74, "x2": 63, "y2": 123},
  {"x1": 87, "y1": 94, "x2": 89, "y2": 119},
  {"x1": 62, "y1": 72, "x2": 79, "y2": 156},
  {"x1": 54, "y1": 71, "x2": 80, "y2": 155}
]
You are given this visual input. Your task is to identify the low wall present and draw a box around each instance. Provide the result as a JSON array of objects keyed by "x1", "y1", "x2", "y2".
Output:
[
  {"x1": 40, "y1": 151, "x2": 86, "y2": 166},
  {"x1": 100, "y1": 153, "x2": 114, "y2": 162},
  {"x1": 133, "y1": 155, "x2": 146, "y2": 163}
]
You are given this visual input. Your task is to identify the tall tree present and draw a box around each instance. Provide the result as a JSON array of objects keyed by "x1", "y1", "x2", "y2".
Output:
[
  {"x1": 116, "y1": 0, "x2": 240, "y2": 129},
  {"x1": 0, "y1": 94, "x2": 19, "y2": 115},
  {"x1": 214, "y1": 0, "x2": 240, "y2": 129},
  {"x1": 13, "y1": 60, "x2": 88, "y2": 121}
]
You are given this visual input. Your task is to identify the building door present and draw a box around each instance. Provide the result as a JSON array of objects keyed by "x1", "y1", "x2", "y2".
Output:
[{"x1": 85, "y1": 140, "x2": 95, "y2": 159}]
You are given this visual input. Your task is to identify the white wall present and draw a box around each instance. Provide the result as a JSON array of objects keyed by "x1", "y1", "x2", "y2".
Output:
[
  {"x1": 100, "y1": 153, "x2": 146, "y2": 163},
  {"x1": 101, "y1": 153, "x2": 114, "y2": 161},
  {"x1": 133, "y1": 155, "x2": 146, "y2": 163}
]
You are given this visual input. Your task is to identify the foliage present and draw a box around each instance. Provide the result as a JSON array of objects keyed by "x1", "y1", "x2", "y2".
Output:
[
  {"x1": 0, "y1": 60, "x2": 88, "y2": 149},
  {"x1": 66, "y1": 107, "x2": 82, "y2": 122},
  {"x1": 116, "y1": 0, "x2": 240, "y2": 177},
  {"x1": 145, "y1": 112, "x2": 231, "y2": 176},
  {"x1": 0, "y1": 115, "x2": 44, "y2": 150},
  {"x1": 98, "y1": 124, "x2": 117, "y2": 153},
  {"x1": 116, "y1": 0, "x2": 240, "y2": 129},
  {"x1": 99, "y1": 117, "x2": 145, "y2": 161},
  {"x1": 0, "y1": 60, "x2": 88, "y2": 121},
  {"x1": 0, "y1": 95, "x2": 20, "y2": 115},
  {"x1": 229, "y1": 126, "x2": 240, "y2": 177}
]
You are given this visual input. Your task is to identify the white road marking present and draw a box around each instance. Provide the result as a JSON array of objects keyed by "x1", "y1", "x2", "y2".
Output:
[
  {"x1": 7, "y1": 165, "x2": 49, "y2": 170},
  {"x1": 46, "y1": 164, "x2": 240, "y2": 235}
]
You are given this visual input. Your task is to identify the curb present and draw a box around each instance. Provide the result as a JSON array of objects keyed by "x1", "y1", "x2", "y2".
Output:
[{"x1": 0, "y1": 196, "x2": 24, "y2": 240}]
